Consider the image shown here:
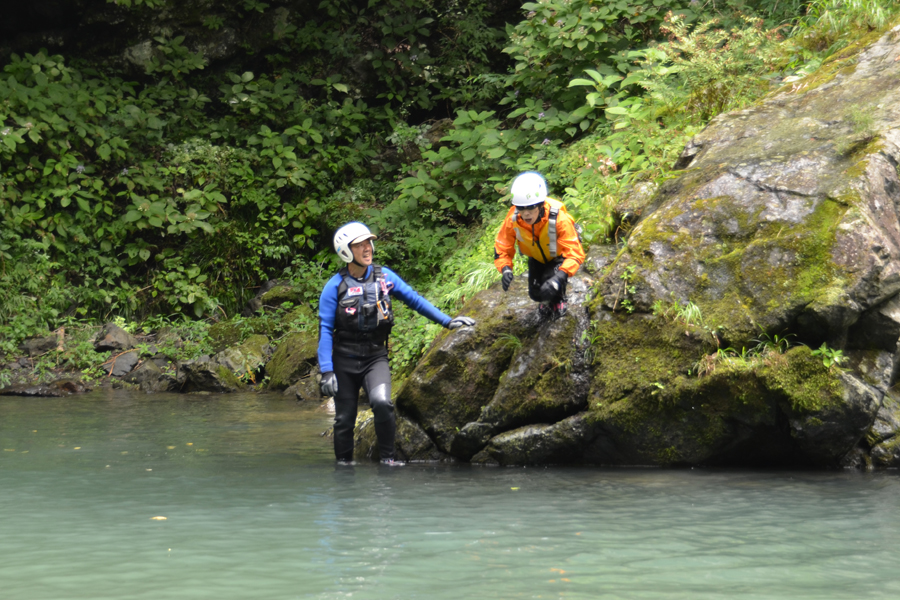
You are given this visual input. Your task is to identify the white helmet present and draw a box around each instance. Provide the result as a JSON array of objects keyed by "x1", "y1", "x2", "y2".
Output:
[
  {"x1": 333, "y1": 222, "x2": 377, "y2": 263},
  {"x1": 510, "y1": 171, "x2": 548, "y2": 207}
]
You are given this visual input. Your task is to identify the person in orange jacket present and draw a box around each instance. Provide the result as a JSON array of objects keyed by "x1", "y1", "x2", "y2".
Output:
[{"x1": 494, "y1": 171, "x2": 585, "y2": 318}]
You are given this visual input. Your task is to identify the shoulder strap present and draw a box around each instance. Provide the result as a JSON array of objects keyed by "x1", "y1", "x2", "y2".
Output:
[
  {"x1": 511, "y1": 209, "x2": 525, "y2": 249},
  {"x1": 337, "y1": 267, "x2": 351, "y2": 297},
  {"x1": 548, "y1": 206, "x2": 559, "y2": 256}
]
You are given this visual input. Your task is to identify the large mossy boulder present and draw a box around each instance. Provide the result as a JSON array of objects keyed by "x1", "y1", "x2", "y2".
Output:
[
  {"x1": 266, "y1": 332, "x2": 318, "y2": 390},
  {"x1": 208, "y1": 320, "x2": 272, "y2": 353},
  {"x1": 598, "y1": 27, "x2": 900, "y2": 348},
  {"x1": 242, "y1": 280, "x2": 308, "y2": 316},
  {"x1": 214, "y1": 334, "x2": 272, "y2": 376},
  {"x1": 178, "y1": 336, "x2": 271, "y2": 393},
  {"x1": 180, "y1": 357, "x2": 245, "y2": 393},
  {"x1": 383, "y1": 27, "x2": 900, "y2": 467},
  {"x1": 395, "y1": 269, "x2": 594, "y2": 460}
]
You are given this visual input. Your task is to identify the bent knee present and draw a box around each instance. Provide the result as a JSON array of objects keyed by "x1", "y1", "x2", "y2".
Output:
[{"x1": 368, "y1": 383, "x2": 393, "y2": 416}]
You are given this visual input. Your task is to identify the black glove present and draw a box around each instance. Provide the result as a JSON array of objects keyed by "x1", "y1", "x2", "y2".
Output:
[
  {"x1": 539, "y1": 270, "x2": 568, "y2": 302},
  {"x1": 448, "y1": 316, "x2": 476, "y2": 330},
  {"x1": 320, "y1": 371, "x2": 338, "y2": 397},
  {"x1": 501, "y1": 267, "x2": 514, "y2": 292}
]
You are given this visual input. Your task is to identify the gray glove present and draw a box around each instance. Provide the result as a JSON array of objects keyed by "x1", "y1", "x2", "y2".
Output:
[
  {"x1": 447, "y1": 316, "x2": 476, "y2": 330},
  {"x1": 320, "y1": 371, "x2": 338, "y2": 397},
  {"x1": 501, "y1": 267, "x2": 514, "y2": 292}
]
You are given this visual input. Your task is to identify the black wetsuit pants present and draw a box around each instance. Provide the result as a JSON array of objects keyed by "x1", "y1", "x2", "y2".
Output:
[
  {"x1": 332, "y1": 352, "x2": 394, "y2": 461},
  {"x1": 527, "y1": 257, "x2": 567, "y2": 303}
]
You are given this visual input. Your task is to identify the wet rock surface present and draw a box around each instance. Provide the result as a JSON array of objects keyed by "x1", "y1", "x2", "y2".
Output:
[{"x1": 0, "y1": 379, "x2": 89, "y2": 397}]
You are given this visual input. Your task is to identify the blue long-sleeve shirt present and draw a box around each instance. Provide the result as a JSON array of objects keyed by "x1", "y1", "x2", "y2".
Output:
[{"x1": 317, "y1": 265, "x2": 451, "y2": 372}]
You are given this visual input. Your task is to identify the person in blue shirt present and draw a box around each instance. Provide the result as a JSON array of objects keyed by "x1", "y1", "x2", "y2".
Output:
[{"x1": 318, "y1": 222, "x2": 476, "y2": 465}]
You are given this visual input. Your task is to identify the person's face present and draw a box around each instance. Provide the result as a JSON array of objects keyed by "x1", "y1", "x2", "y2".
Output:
[
  {"x1": 350, "y1": 239, "x2": 374, "y2": 265},
  {"x1": 519, "y1": 204, "x2": 542, "y2": 225}
]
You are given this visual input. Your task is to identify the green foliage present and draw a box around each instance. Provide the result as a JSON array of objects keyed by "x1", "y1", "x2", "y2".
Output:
[
  {"x1": 496, "y1": 332, "x2": 524, "y2": 351},
  {"x1": 440, "y1": 263, "x2": 498, "y2": 307},
  {"x1": 791, "y1": 0, "x2": 900, "y2": 52},
  {"x1": 631, "y1": 13, "x2": 784, "y2": 120},
  {"x1": 389, "y1": 306, "x2": 442, "y2": 377},
  {"x1": 810, "y1": 342, "x2": 846, "y2": 369},
  {"x1": 615, "y1": 265, "x2": 638, "y2": 313},
  {"x1": 752, "y1": 331, "x2": 796, "y2": 355},
  {"x1": 502, "y1": 0, "x2": 691, "y2": 115},
  {"x1": 691, "y1": 328, "x2": 799, "y2": 377},
  {"x1": 288, "y1": 0, "x2": 509, "y2": 112},
  {"x1": 652, "y1": 297, "x2": 705, "y2": 328}
]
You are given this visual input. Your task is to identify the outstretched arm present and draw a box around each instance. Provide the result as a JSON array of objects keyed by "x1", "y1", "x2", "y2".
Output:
[
  {"x1": 383, "y1": 267, "x2": 452, "y2": 327},
  {"x1": 383, "y1": 267, "x2": 475, "y2": 329}
]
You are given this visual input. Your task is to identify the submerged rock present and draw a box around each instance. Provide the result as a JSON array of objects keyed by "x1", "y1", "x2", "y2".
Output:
[{"x1": 354, "y1": 410, "x2": 451, "y2": 463}]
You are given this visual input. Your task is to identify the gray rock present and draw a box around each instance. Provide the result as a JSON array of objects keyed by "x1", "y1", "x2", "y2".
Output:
[
  {"x1": 0, "y1": 379, "x2": 88, "y2": 397},
  {"x1": 869, "y1": 391, "x2": 900, "y2": 467},
  {"x1": 284, "y1": 376, "x2": 320, "y2": 402},
  {"x1": 180, "y1": 360, "x2": 244, "y2": 393},
  {"x1": 266, "y1": 332, "x2": 318, "y2": 390},
  {"x1": 123, "y1": 360, "x2": 180, "y2": 393},
  {"x1": 212, "y1": 334, "x2": 271, "y2": 376},
  {"x1": 242, "y1": 279, "x2": 295, "y2": 316},
  {"x1": 785, "y1": 372, "x2": 883, "y2": 465},
  {"x1": 472, "y1": 413, "x2": 595, "y2": 466},
  {"x1": 354, "y1": 412, "x2": 450, "y2": 463},
  {"x1": 101, "y1": 350, "x2": 140, "y2": 377},
  {"x1": 18, "y1": 333, "x2": 59, "y2": 357},
  {"x1": 94, "y1": 323, "x2": 138, "y2": 352}
]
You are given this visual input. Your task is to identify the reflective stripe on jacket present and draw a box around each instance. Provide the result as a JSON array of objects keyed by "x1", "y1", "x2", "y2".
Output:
[{"x1": 493, "y1": 198, "x2": 585, "y2": 277}]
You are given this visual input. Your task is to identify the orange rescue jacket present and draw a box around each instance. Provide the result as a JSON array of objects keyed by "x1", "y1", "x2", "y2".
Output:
[{"x1": 494, "y1": 198, "x2": 585, "y2": 277}]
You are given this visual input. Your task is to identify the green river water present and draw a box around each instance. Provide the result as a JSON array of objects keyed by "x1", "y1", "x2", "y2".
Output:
[{"x1": 1, "y1": 389, "x2": 898, "y2": 599}]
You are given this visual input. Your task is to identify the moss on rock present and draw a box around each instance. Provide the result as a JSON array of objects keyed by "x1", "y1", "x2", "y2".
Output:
[{"x1": 266, "y1": 332, "x2": 318, "y2": 390}]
